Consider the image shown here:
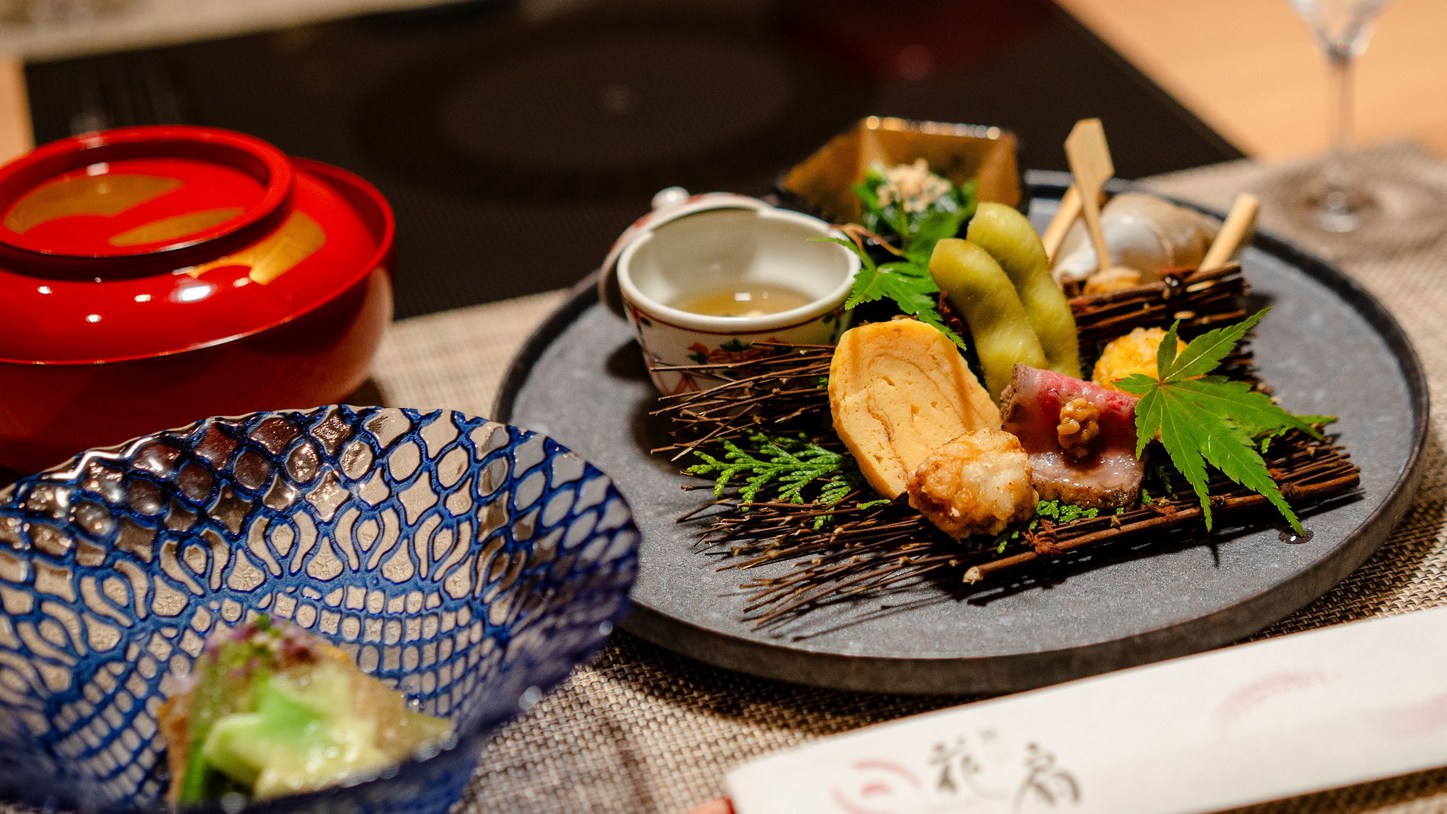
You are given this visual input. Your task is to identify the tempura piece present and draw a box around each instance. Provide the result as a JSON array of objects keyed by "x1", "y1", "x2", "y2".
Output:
[{"x1": 907, "y1": 428, "x2": 1038, "y2": 538}]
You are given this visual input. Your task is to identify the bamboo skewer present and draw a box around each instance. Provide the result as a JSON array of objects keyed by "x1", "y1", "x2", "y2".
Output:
[
  {"x1": 1042, "y1": 184, "x2": 1084, "y2": 262},
  {"x1": 1063, "y1": 118, "x2": 1117, "y2": 274},
  {"x1": 1201, "y1": 193, "x2": 1260, "y2": 271}
]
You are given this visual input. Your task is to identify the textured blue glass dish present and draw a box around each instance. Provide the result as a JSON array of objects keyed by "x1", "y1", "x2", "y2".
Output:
[{"x1": 0, "y1": 406, "x2": 640, "y2": 813}]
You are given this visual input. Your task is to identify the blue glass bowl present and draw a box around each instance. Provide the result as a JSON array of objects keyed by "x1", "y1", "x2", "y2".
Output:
[{"x1": 0, "y1": 406, "x2": 640, "y2": 813}]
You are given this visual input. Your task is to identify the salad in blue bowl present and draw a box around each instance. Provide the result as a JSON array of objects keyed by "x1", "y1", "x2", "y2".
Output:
[{"x1": 0, "y1": 406, "x2": 639, "y2": 813}]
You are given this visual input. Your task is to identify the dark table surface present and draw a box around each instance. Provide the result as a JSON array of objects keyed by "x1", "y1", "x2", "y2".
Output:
[{"x1": 24, "y1": 0, "x2": 1243, "y2": 319}]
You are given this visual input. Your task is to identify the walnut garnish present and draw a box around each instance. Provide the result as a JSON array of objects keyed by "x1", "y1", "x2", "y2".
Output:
[{"x1": 1057, "y1": 396, "x2": 1102, "y2": 460}]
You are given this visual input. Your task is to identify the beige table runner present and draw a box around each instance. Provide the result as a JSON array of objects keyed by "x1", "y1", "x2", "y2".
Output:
[{"x1": 366, "y1": 143, "x2": 1447, "y2": 814}]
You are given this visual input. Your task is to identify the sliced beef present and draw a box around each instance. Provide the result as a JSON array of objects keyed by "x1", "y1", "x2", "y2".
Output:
[{"x1": 1000, "y1": 364, "x2": 1145, "y2": 509}]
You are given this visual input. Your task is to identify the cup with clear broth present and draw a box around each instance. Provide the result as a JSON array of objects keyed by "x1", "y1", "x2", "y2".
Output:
[{"x1": 613, "y1": 202, "x2": 858, "y2": 395}]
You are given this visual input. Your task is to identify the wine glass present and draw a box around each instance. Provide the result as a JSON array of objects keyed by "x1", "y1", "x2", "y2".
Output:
[{"x1": 1268, "y1": 0, "x2": 1444, "y2": 255}]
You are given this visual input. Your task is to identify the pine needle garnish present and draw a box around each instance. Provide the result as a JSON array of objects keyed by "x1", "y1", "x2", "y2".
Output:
[{"x1": 1117, "y1": 309, "x2": 1329, "y2": 533}]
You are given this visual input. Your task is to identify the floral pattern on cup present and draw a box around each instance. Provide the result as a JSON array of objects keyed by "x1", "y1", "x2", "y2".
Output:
[
  {"x1": 624, "y1": 296, "x2": 851, "y2": 395},
  {"x1": 614, "y1": 202, "x2": 859, "y2": 396}
]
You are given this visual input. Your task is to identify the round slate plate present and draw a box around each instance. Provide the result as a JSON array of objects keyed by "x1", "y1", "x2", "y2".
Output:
[{"x1": 495, "y1": 172, "x2": 1429, "y2": 694}]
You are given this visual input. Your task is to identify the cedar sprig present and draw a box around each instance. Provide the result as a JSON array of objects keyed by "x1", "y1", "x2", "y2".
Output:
[{"x1": 686, "y1": 432, "x2": 880, "y2": 528}]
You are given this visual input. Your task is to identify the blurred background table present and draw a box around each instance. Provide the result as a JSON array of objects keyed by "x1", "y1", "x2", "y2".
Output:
[
  {"x1": 1, "y1": 0, "x2": 1443, "y2": 317},
  {"x1": 0, "y1": 0, "x2": 1441, "y2": 315},
  {"x1": 1058, "y1": 0, "x2": 1447, "y2": 160},
  {"x1": 3, "y1": 0, "x2": 1445, "y2": 162}
]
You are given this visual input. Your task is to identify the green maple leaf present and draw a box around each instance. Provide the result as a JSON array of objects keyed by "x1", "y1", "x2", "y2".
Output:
[
  {"x1": 1117, "y1": 310, "x2": 1330, "y2": 533},
  {"x1": 824, "y1": 238, "x2": 965, "y2": 348}
]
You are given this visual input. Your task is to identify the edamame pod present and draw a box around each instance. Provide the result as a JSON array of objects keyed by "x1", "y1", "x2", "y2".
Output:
[
  {"x1": 929, "y1": 238, "x2": 1047, "y2": 400},
  {"x1": 967, "y1": 203, "x2": 1082, "y2": 379}
]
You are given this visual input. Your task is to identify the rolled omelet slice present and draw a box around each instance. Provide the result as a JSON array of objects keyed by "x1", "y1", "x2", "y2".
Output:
[{"x1": 829, "y1": 319, "x2": 1001, "y2": 499}]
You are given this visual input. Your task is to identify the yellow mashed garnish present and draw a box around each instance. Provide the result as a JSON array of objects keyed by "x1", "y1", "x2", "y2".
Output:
[{"x1": 1091, "y1": 327, "x2": 1186, "y2": 391}]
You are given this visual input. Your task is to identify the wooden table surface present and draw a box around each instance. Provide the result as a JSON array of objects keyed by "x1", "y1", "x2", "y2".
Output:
[
  {"x1": 1058, "y1": 0, "x2": 1447, "y2": 160},
  {"x1": 0, "y1": 0, "x2": 1443, "y2": 165}
]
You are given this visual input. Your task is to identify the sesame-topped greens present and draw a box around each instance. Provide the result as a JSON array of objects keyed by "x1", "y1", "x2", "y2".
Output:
[{"x1": 855, "y1": 158, "x2": 977, "y2": 242}]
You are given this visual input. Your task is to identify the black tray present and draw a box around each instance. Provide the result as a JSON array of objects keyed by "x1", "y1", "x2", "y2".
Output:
[{"x1": 495, "y1": 172, "x2": 1428, "y2": 694}]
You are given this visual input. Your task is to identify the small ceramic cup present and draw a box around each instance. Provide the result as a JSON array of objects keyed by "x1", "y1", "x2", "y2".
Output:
[{"x1": 613, "y1": 196, "x2": 858, "y2": 395}]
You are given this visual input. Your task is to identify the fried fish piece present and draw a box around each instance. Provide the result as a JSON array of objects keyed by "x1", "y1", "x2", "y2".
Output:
[{"x1": 907, "y1": 428, "x2": 1037, "y2": 539}]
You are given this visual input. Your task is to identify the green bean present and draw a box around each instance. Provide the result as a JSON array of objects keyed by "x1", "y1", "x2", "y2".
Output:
[
  {"x1": 967, "y1": 203, "x2": 1082, "y2": 379},
  {"x1": 929, "y1": 238, "x2": 1047, "y2": 400}
]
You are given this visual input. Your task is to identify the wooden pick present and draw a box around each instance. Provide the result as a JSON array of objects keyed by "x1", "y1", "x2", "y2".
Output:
[
  {"x1": 1063, "y1": 118, "x2": 1115, "y2": 271},
  {"x1": 1200, "y1": 193, "x2": 1260, "y2": 271},
  {"x1": 1041, "y1": 184, "x2": 1083, "y2": 262}
]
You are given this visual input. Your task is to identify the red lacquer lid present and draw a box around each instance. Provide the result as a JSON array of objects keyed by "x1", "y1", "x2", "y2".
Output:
[{"x1": 0, "y1": 126, "x2": 393, "y2": 364}]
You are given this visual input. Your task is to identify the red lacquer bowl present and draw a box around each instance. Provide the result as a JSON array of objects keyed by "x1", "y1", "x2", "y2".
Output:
[{"x1": 0, "y1": 125, "x2": 394, "y2": 474}]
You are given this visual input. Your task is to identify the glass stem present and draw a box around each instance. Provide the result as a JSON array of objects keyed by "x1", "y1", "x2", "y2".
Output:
[{"x1": 1321, "y1": 46, "x2": 1358, "y2": 222}]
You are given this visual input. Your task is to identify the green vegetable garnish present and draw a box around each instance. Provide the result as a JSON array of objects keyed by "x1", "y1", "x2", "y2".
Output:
[
  {"x1": 166, "y1": 620, "x2": 453, "y2": 805},
  {"x1": 827, "y1": 239, "x2": 964, "y2": 347},
  {"x1": 991, "y1": 500, "x2": 1101, "y2": 553},
  {"x1": 1116, "y1": 309, "x2": 1330, "y2": 532},
  {"x1": 686, "y1": 432, "x2": 884, "y2": 528},
  {"x1": 853, "y1": 160, "x2": 976, "y2": 243},
  {"x1": 178, "y1": 628, "x2": 274, "y2": 804},
  {"x1": 824, "y1": 160, "x2": 979, "y2": 351}
]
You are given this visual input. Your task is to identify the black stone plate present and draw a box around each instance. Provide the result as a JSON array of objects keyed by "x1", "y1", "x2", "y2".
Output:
[{"x1": 494, "y1": 172, "x2": 1429, "y2": 694}]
